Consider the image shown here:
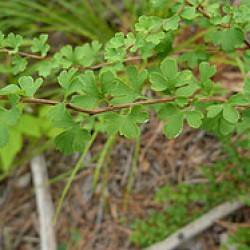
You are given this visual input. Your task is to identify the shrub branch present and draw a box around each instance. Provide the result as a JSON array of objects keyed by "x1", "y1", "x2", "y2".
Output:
[{"x1": 0, "y1": 94, "x2": 239, "y2": 115}]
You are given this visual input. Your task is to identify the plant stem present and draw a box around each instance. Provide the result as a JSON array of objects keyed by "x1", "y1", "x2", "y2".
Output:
[
  {"x1": 0, "y1": 94, "x2": 233, "y2": 116},
  {"x1": 93, "y1": 132, "x2": 116, "y2": 189},
  {"x1": 48, "y1": 152, "x2": 100, "y2": 186},
  {"x1": 0, "y1": 48, "x2": 44, "y2": 59},
  {"x1": 53, "y1": 131, "x2": 98, "y2": 223}
]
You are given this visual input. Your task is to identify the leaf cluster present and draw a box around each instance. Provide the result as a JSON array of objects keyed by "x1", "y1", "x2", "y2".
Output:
[{"x1": 0, "y1": 0, "x2": 250, "y2": 168}]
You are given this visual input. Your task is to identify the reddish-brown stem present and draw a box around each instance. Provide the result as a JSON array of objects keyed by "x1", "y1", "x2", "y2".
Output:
[
  {"x1": 0, "y1": 48, "x2": 142, "y2": 70},
  {"x1": 0, "y1": 95, "x2": 233, "y2": 116},
  {"x1": 0, "y1": 48, "x2": 45, "y2": 60}
]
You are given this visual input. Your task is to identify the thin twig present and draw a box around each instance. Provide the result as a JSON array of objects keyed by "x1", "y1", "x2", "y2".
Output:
[
  {"x1": 0, "y1": 48, "x2": 142, "y2": 68},
  {"x1": 0, "y1": 48, "x2": 45, "y2": 60},
  {"x1": 145, "y1": 199, "x2": 246, "y2": 250},
  {"x1": 0, "y1": 95, "x2": 232, "y2": 115}
]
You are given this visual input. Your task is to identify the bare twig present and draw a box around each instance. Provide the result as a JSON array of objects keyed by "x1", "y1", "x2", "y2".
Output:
[
  {"x1": 145, "y1": 199, "x2": 245, "y2": 250},
  {"x1": 31, "y1": 155, "x2": 57, "y2": 250}
]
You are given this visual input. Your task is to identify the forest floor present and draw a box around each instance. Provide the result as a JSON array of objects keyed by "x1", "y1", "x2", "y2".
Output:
[{"x1": 1, "y1": 104, "x2": 249, "y2": 250}]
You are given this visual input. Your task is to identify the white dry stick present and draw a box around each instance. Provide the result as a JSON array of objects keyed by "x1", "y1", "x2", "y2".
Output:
[
  {"x1": 31, "y1": 155, "x2": 57, "y2": 250},
  {"x1": 145, "y1": 199, "x2": 244, "y2": 250}
]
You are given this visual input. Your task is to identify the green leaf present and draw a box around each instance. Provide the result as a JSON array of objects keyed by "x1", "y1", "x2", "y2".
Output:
[
  {"x1": 160, "y1": 57, "x2": 178, "y2": 80},
  {"x1": 175, "y1": 83, "x2": 199, "y2": 97},
  {"x1": 54, "y1": 45, "x2": 74, "y2": 68},
  {"x1": 54, "y1": 42, "x2": 101, "y2": 68},
  {"x1": 237, "y1": 117, "x2": 250, "y2": 134},
  {"x1": 4, "y1": 33, "x2": 23, "y2": 52},
  {"x1": 0, "y1": 31, "x2": 4, "y2": 48},
  {"x1": 104, "y1": 47, "x2": 126, "y2": 63},
  {"x1": 129, "y1": 106, "x2": 149, "y2": 124},
  {"x1": 11, "y1": 55, "x2": 27, "y2": 75},
  {"x1": 149, "y1": 72, "x2": 168, "y2": 91},
  {"x1": 37, "y1": 60, "x2": 55, "y2": 77},
  {"x1": 55, "y1": 127, "x2": 90, "y2": 155},
  {"x1": 146, "y1": 32, "x2": 165, "y2": 45},
  {"x1": 18, "y1": 76, "x2": 43, "y2": 97},
  {"x1": 181, "y1": 7, "x2": 198, "y2": 20},
  {"x1": 228, "y1": 94, "x2": 250, "y2": 106},
  {"x1": 0, "y1": 129, "x2": 22, "y2": 171},
  {"x1": 125, "y1": 32, "x2": 136, "y2": 48},
  {"x1": 0, "y1": 84, "x2": 20, "y2": 95},
  {"x1": 106, "y1": 32, "x2": 125, "y2": 49},
  {"x1": 75, "y1": 41, "x2": 102, "y2": 67},
  {"x1": 102, "y1": 107, "x2": 147, "y2": 139},
  {"x1": 176, "y1": 70, "x2": 194, "y2": 87},
  {"x1": 222, "y1": 104, "x2": 240, "y2": 124},
  {"x1": 220, "y1": 118, "x2": 235, "y2": 135},
  {"x1": 164, "y1": 113, "x2": 184, "y2": 138},
  {"x1": 243, "y1": 78, "x2": 250, "y2": 95},
  {"x1": 207, "y1": 105, "x2": 223, "y2": 118},
  {"x1": 134, "y1": 35, "x2": 155, "y2": 59},
  {"x1": 105, "y1": 33, "x2": 126, "y2": 63},
  {"x1": 99, "y1": 70, "x2": 116, "y2": 94},
  {"x1": 135, "y1": 16, "x2": 162, "y2": 33},
  {"x1": 48, "y1": 104, "x2": 74, "y2": 129},
  {"x1": 16, "y1": 114, "x2": 41, "y2": 137},
  {"x1": 179, "y1": 50, "x2": 208, "y2": 69},
  {"x1": 150, "y1": 57, "x2": 180, "y2": 91},
  {"x1": 71, "y1": 95, "x2": 98, "y2": 109},
  {"x1": 127, "y1": 66, "x2": 147, "y2": 92},
  {"x1": 0, "y1": 124, "x2": 8, "y2": 147},
  {"x1": 110, "y1": 81, "x2": 138, "y2": 104},
  {"x1": 175, "y1": 97, "x2": 189, "y2": 107},
  {"x1": 186, "y1": 110, "x2": 204, "y2": 128},
  {"x1": 58, "y1": 68, "x2": 82, "y2": 96},
  {"x1": 119, "y1": 107, "x2": 148, "y2": 139},
  {"x1": 199, "y1": 62, "x2": 216, "y2": 82},
  {"x1": 100, "y1": 112, "x2": 122, "y2": 134},
  {"x1": 208, "y1": 28, "x2": 244, "y2": 52},
  {"x1": 119, "y1": 118, "x2": 140, "y2": 139},
  {"x1": 31, "y1": 34, "x2": 50, "y2": 57},
  {"x1": 163, "y1": 16, "x2": 180, "y2": 31},
  {"x1": 78, "y1": 70, "x2": 100, "y2": 97},
  {"x1": 0, "y1": 107, "x2": 21, "y2": 126},
  {"x1": 158, "y1": 103, "x2": 179, "y2": 120},
  {"x1": 58, "y1": 68, "x2": 77, "y2": 90}
]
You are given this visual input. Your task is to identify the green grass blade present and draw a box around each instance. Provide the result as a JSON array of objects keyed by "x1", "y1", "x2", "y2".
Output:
[
  {"x1": 93, "y1": 132, "x2": 116, "y2": 189},
  {"x1": 54, "y1": 131, "x2": 98, "y2": 223}
]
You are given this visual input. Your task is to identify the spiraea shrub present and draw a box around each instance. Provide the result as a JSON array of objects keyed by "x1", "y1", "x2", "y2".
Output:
[
  {"x1": 1, "y1": 0, "x2": 250, "y2": 164},
  {"x1": 0, "y1": 0, "x2": 250, "y2": 246}
]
